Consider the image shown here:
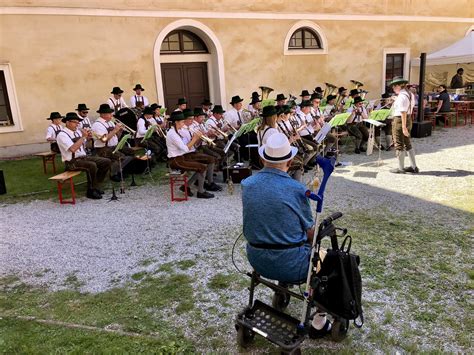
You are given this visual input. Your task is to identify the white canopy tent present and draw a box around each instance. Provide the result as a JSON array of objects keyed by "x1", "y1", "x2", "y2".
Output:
[{"x1": 412, "y1": 31, "x2": 474, "y2": 66}]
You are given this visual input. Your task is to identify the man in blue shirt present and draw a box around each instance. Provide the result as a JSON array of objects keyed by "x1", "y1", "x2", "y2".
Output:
[{"x1": 241, "y1": 133, "x2": 331, "y2": 338}]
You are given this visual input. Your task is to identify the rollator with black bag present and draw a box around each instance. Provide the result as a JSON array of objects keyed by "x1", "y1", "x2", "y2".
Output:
[{"x1": 235, "y1": 153, "x2": 363, "y2": 354}]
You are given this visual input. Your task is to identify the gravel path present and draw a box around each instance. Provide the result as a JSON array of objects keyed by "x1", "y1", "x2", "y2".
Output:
[{"x1": 1, "y1": 126, "x2": 472, "y2": 291}]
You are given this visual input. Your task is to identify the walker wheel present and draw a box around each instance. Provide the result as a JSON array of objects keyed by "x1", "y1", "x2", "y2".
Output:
[
  {"x1": 281, "y1": 347, "x2": 301, "y2": 355},
  {"x1": 236, "y1": 324, "x2": 255, "y2": 348},
  {"x1": 272, "y1": 291, "x2": 291, "y2": 312},
  {"x1": 331, "y1": 318, "x2": 349, "y2": 342}
]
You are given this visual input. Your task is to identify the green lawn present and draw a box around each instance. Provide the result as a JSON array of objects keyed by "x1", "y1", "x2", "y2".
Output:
[{"x1": 0, "y1": 155, "x2": 168, "y2": 203}]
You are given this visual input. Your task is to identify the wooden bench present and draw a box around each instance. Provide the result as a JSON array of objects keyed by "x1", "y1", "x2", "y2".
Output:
[
  {"x1": 167, "y1": 171, "x2": 188, "y2": 202},
  {"x1": 35, "y1": 152, "x2": 57, "y2": 174},
  {"x1": 49, "y1": 171, "x2": 82, "y2": 205}
]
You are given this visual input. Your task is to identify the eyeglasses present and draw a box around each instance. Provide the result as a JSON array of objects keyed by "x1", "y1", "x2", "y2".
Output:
[{"x1": 80, "y1": 111, "x2": 88, "y2": 114}]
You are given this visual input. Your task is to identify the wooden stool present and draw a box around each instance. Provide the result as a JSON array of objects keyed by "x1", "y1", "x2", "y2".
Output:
[
  {"x1": 49, "y1": 171, "x2": 82, "y2": 204},
  {"x1": 169, "y1": 171, "x2": 188, "y2": 202},
  {"x1": 35, "y1": 152, "x2": 57, "y2": 174}
]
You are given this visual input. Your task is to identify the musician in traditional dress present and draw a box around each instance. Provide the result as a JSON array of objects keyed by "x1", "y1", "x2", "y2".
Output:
[
  {"x1": 135, "y1": 106, "x2": 163, "y2": 163},
  {"x1": 295, "y1": 100, "x2": 318, "y2": 161},
  {"x1": 57, "y1": 112, "x2": 111, "y2": 200},
  {"x1": 310, "y1": 94, "x2": 336, "y2": 156},
  {"x1": 389, "y1": 77, "x2": 418, "y2": 174},
  {"x1": 45, "y1": 112, "x2": 63, "y2": 153},
  {"x1": 296, "y1": 90, "x2": 311, "y2": 114},
  {"x1": 201, "y1": 98, "x2": 213, "y2": 118},
  {"x1": 224, "y1": 95, "x2": 244, "y2": 130},
  {"x1": 192, "y1": 107, "x2": 225, "y2": 166},
  {"x1": 337, "y1": 86, "x2": 348, "y2": 110},
  {"x1": 346, "y1": 97, "x2": 369, "y2": 154},
  {"x1": 242, "y1": 132, "x2": 332, "y2": 338},
  {"x1": 174, "y1": 98, "x2": 187, "y2": 112},
  {"x1": 323, "y1": 95, "x2": 337, "y2": 116},
  {"x1": 343, "y1": 89, "x2": 360, "y2": 111},
  {"x1": 92, "y1": 104, "x2": 134, "y2": 182},
  {"x1": 76, "y1": 104, "x2": 94, "y2": 154},
  {"x1": 107, "y1": 87, "x2": 128, "y2": 114},
  {"x1": 130, "y1": 84, "x2": 149, "y2": 108},
  {"x1": 275, "y1": 93, "x2": 287, "y2": 108},
  {"x1": 166, "y1": 111, "x2": 217, "y2": 198}
]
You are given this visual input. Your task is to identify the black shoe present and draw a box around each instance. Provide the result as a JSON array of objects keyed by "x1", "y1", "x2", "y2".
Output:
[
  {"x1": 110, "y1": 174, "x2": 121, "y2": 182},
  {"x1": 354, "y1": 148, "x2": 361, "y2": 154},
  {"x1": 179, "y1": 185, "x2": 193, "y2": 197},
  {"x1": 359, "y1": 146, "x2": 366, "y2": 152},
  {"x1": 390, "y1": 168, "x2": 405, "y2": 174},
  {"x1": 380, "y1": 145, "x2": 386, "y2": 151},
  {"x1": 86, "y1": 189, "x2": 102, "y2": 200},
  {"x1": 403, "y1": 166, "x2": 419, "y2": 173},
  {"x1": 204, "y1": 182, "x2": 221, "y2": 192},
  {"x1": 197, "y1": 191, "x2": 214, "y2": 199},
  {"x1": 96, "y1": 189, "x2": 105, "y2": 195},
  {"x1": 308, "y1": 320, "x2": 332, "y2": 339}
]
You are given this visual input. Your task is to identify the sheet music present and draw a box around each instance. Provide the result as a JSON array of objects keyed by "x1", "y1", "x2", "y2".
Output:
[
  {"x1": 363, "y1": 119, "x2": 386, "y2": 127},
  {"x1": 224, "y1": 133, "x2": 238, "y2": 154},
  {"x1": 315, "y1": 122, "x2": 332, "y2": 144}
]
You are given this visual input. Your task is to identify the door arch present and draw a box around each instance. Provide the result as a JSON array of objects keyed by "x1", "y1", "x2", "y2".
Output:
[{"x1": 153, "y1": 19, "x2": 226, "y2": 110}]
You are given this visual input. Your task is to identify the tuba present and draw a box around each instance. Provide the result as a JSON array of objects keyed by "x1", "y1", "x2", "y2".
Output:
[
  {"x1": 322, "y1": 83, "x2": 338, "y2": 100},
  {"x1": 259, "y1": 86, "x2": 274, "y2": 100},
  {"x1": 350, "y1": 80, "x2": 364, "y2": 91}
]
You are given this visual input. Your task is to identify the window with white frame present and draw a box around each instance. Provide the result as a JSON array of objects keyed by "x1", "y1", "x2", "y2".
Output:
[
  {"x1": 0, "y1": 63, "x2": 22, "y2": 133},
  {"x1": 284, "y1": 21, "x2": 328, "y2": 56}
]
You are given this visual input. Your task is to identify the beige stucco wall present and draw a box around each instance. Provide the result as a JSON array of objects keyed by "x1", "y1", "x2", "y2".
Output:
[
  {"x1": 0, "y1": 2, "x2": 472, "y2": 154},
  {"x1": 4, "y1": 0, "x2": 473, "y2": 18}
]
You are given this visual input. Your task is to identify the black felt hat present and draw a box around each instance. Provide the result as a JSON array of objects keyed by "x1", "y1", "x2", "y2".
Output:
[
  {"x1": 47, "y1": 112, "x2": 63, "y2": 121},
  {"x1": 142, "y1": 106, "x2": 154, "y2": 115},
  {"x1": 281, "y1": 104, "x2": 291, "y2": 114},
  {"x1": 314, "y1": 87, "x2": 323, "y2": 94},
  {"x1": 250, "y1": 91, "x2": 260, "y2": 99},
  {"x1": 182, "y1": 108, "x2": 194, "y2": 118},
  {"x1": 150, "y1": 103, "x2": 162, "y2": 111},
  {"x1": 230, "y1": 95, "x2": 244, "y2": 105},
  {"x1": 338, "y1": 86, "x2": 348, "y2": 93},
  {"x1": 353, "y1": 96, "x2": 364, "y2": 105},
  {"x1": 201, "y1": 98, "x2": 212, "y2": 106},
  {"x1": 75, "y1": 103, "x2": 90, "y2": 111},
  {"x1": 381, "y1": 93, "x2": 390, "y2": 99},
  {"x1": 97, "y1": 104, "x2": 114, "y2": 114},
  {"x1": 349, "y1": 89, "x2": 360, "y2": 97},
  {"x1": 300, "y1": 90, "x2": 311, "y2": 97},
  {"x1": 194, "y1": 107, "x2": 205, "y2": 116},
  {"x1": 310, "y1": 93, "x2": 322, "y2": 101},
  {"x1": 133, "y1": 84, "x2": 144, "y2": 91},
  {"x1": 250, "y1": 96, "x2": 262, "y2": 105},
  {"x1": 276, "y1": 94, "x2": 287, "y2": 101},
  {"x1": 327, "y1": 94, "x2": 337, "y2": 101},
  {"x1": 169, "y1": 111, "x2": 186, "y2": 121},
  {"x1": 212, "y1": 105, "x2": 225, "y2": 114},
  {"x1": 62, "y1": 112, "x2": 83, "y2": 123},
  {"x1": 111, "y1": 86, "x2": 124, "y2": 94},
  {"x1": 177, "y1": 98, "x2": 187, "y2": 105},
  {"x1": 261, "y1": 105, "x2": 277, "y2": 118},
  {"x1": 299, "y1": 100, "x2": 312, "y2": 108}
]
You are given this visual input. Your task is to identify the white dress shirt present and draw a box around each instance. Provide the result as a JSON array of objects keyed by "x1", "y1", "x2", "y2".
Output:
[
  {"x1": 166, "y1": 127, "x2": 190, "y2": 158},
  {"x1": 108, "y1": 96, "x2": 128, "y2": 111},
  {"x1": 57, "y1": 127, "x2": 86, "y2": 162},
  {"x1": 92, "y1": 118, "x2": 118, "y2": 147},
  {"x1": 347, "y1": 106, "x2": 368, "y2": 123},
  {"x1": 257, "y1": 126, "x2": 279, "y2": 146},
  {"x1": 46, "y1": 124, "x2": 62, "y2": 141},
  {"x1": 130, "y1": 95, "x2": 149, "y2": 108},
  {"x1": 323, "y1": 104, "x2": 334, "y2": 116},
  {"x1": 295, "y1": 112, "x2": 314, "y2": 136},
  {"x1": 392, "y1": 90, "x2": 414, "y2": 117},
  {"x1": 136, "y1": 117, "x2": 156, "y2": 138},
  {"x1": 224, "y1": 107, "x2": 243, "y2": 129}
]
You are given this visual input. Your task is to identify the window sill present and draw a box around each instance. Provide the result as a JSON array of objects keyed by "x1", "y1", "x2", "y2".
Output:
[
  {"x1": 284, "y1": 48, "x2": 328, "y2": 56},
  {"x1": 0, "y1": 125, "x2": 23, "y2": 133}
]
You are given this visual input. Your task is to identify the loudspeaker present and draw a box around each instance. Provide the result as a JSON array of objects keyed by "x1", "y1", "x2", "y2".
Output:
[
  {"x1": 411, "y1": 121, "x2": 432, "y2": 138},
  {"x1": 0, "y1": 170, "x2": 6, "y2": 195},
  {"x1": 222, "y1": 166, "x2": 252, "y2": 183}
]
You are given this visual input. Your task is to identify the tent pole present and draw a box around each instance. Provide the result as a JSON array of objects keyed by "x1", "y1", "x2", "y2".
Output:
[{"x1": 417, "y1": 53, "x2": 427, "y2": 123}]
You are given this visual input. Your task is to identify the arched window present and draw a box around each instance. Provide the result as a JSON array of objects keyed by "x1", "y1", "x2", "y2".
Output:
[
  {"x1": 160, "y1": 30, "x2": 208, "y2": 54},
  {"x1": 288, "y1": 28, "x2": 322, "y2": 50}
]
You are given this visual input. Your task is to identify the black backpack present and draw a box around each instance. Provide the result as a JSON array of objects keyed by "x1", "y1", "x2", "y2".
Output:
[{"x1": 312, "y1": 235, "x2": 364, "y2": 327}]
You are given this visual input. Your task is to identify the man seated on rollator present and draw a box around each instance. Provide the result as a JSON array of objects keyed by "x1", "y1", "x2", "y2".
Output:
[{"x1": 241, "y1": 132, "x2": 331, "y2": 339}]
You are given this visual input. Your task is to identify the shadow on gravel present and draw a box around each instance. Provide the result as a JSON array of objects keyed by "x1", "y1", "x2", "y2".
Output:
[{"x1": 416, "y1": 169, "x2": 474, "y2": 177}]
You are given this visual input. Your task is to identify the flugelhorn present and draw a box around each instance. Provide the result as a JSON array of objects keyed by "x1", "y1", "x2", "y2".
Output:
[
  {"x1": 189, "y1": 127, "x2": 216, "y2": 147},
  {"x1": 259, "y1": 86, "x2": 274, "y2": 100},
  {"x1": 91, "y1": 131, "x2": 108, "y2": 143}
]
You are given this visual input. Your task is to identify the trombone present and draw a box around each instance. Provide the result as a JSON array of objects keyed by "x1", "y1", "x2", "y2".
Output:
[{"x1": 113, "y1": 118, "x2": 136, "y2": 136}]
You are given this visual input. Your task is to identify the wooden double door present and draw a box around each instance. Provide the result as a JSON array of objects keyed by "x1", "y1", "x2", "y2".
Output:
[{"x1": 161, "y1": 62, "x2": 209, "y2": 114}]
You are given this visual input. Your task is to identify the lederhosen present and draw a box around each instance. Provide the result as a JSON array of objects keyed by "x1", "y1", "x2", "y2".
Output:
[
  {"x1": 59, "y1": 131, "x2": 93, "y2": 186},
  {"x1": 49, "y1": 125, "x2": 62, "y2": 153},
  {"x1": 168, "y1": 127, "x2": 215, "y2": 174},
  {"x1": 392, "y1": 91, "x2": 413, "y2": 151},
  {"x1": 346, "y1": 109, "x2": 369, "y2": 142}
]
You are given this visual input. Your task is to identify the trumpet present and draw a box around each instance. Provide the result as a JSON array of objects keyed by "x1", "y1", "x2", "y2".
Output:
[
  {"x1": 152, "y1": 124, "x2": 167, "y2": 138},
  {"x1": 113, "y1": 118, "x2": 136, "y2": 136},
  {"x1": 189, "y1": 127, "x2": 216, "y2": 147},
  {"x1": 211, "y1": 126, "x2": 229, "y2": 139},
  {"x1": 91, "y1": 131, "x2": 108, "y2": 143},
  {"x1": 222, "y1": 118, "x2": 238, "y2": 133}
]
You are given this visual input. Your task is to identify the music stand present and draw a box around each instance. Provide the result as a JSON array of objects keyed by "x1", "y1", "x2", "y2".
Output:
[
  {"x1": 140, "y1": 126, "x2": 156, "y2": 181},
  {"x1": 329, "y1": 113, "x2": 352, "y2": 167},
  {"x1": 365, "y1": 109, "x2": 391, "y2": 166}
]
